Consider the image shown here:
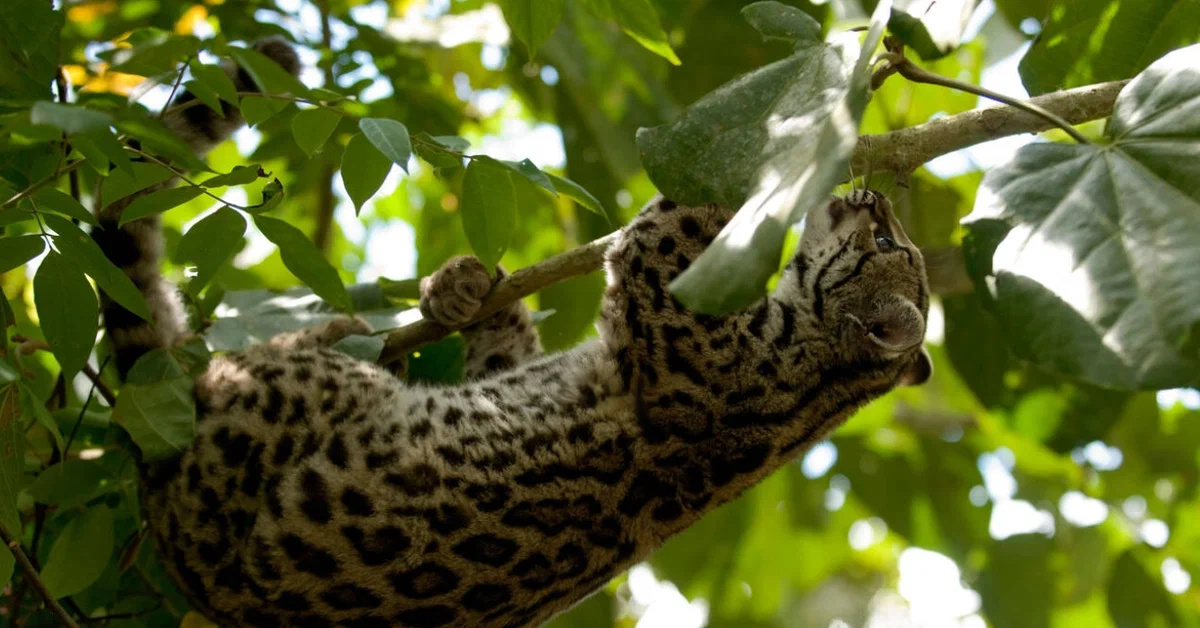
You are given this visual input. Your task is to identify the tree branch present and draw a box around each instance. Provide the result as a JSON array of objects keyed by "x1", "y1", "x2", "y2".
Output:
[
  {"x1": 377, "y1": 79, "x2": 1127, "y2": 365},
  {"x1": 851, "y1": 79, "x2": 1126, "y2": 175},
  {"x1": 0, "y1": 523, "x2": 80, "y2": 628}
]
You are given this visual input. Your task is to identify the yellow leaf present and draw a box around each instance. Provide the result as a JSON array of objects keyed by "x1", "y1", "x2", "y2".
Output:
[
  {"x1": 67, "y1": 0, "x2": 116, "y2": 23},
  {"x1": 175, "y1": 5, "x2": 209, "y2": 35}
]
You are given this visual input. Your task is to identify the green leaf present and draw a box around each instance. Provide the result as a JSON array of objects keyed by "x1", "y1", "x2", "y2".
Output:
[
  {"x1": 359, "y1": 118, "x2": 412, "y2": 171},
  {"x1": 1107, "y1": 551, "x2": 1181, "y2": 627},
  {"x1": 498, "y1": 0, "x2": 567, "y2": 56},
  {"x1": 125, "y1": 348, "x2": 186, "y2": 385},
  {"x1": 103, "y1": 29, "x2": 200, "y2": 77},
  {"x1": 501, "y1": 159, "x2": 557, "y2": 195},
  {"x1": 0, "y1": 235, "x2": 44, "y2": 273},
  {"x1": 292, "y1": 108, "x2": 341, "y2": 157},
  {"x1": 98, "y1": 162, "x2": 174, "y2": 209},
  {"x1": 228, "y1": 46, "x2": 307, "y2": 96},
  {"x1": 886, "y1": 0, "x2": 981, "y2": 61},
  {"x1": 962, "y1": 44, "x2": 1200, "y2": 389},
  {"x1": 430, "y1": 135, "x2": 470, "y2": 152},
  {"x1": 254, "y1": 215, "x2": 352, "y2": 311},
  {"x1": 538, "y1": 272, "x2": 605, "y2": 351},
  {"x1": 977, "y1": 534, "x2": 1054, "y2": 628},
  {"x1": 546, "y1": 173, "x2": 606, "y2": 216},
  {"x1": 240, "y1": 95, "x2": 288, "y2": 126},
  {"x1": 249, "y1": 178, "x2": 285, "y2": 214},
  {"x1": 340, "y1": 132, "x2": 393, "y2": 214},
  {"x1": 76, "y1": 128, "x2": 133, "y2": 175},
  {"x1": 331, "y1": 334, "x2": 385, "y2": 362},
  {"x1": 30, "y1": 102, "x2": 114, "y2": 135},
  {"x1": 580, "y1": 0, "x2": 681, "y2": 65},
  {"x1": 33, "y1": 187, "x2": 96, "y2": 225},
  {"x1": 0, "y1": 0, "x2": 63, "y2": 102},
  {"x1": 27, "y1": 459, "x2": 113, "y2": 508},
  {"x1": 114, "y1": 118, "x2": 210, "y2": 173},
  {"x1": 0, "y1": 385, "x2": 25, "y2": 534},
  {"x1": 176, "y1": 207, "x2": 246, "y2": 295},
  {"x1": 113, "y1": 376, "x2": 195, "y2": 461},
  {"x1": 189, "y1": 61, "x2": 240, "y2": 105},
  {"x1": 183, "y1": 79, "x2": 224, "y2": 115},
  {"x1": 201, "y1": 165, "x2": 264, "y2": 188},
  {"x1": 34, "y1": 252, "x2": 97, "y2": 378},
  {"x1": 413, "y1": 133, "x2": 466, "y2": 169},
  {"x1": 39, "y1": 506, "x2": 114, "y2": 598},
  {"x1": 1018, "y1": 0, "x2": 1200, "y2": 95},
  {"x1": 460, "y1": 157, "x2": 517, "y2": 270},
  {"x1": 44, "y1": 214, "x2": 152, "y2": 322},
  {"x1": 643, "y1": 0, "x2": 889, "y2": 314},
  {"x1": 119, "y1": 186, "x2": 205, "y2": 226},
  {"x1": 19, "y1": 383, "x2": 62, "y2": 451}
]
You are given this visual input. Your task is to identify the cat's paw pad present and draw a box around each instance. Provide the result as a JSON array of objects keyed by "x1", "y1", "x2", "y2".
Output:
[{"x1": 420, "y1": 256, "x2": 493, "y2": 326}]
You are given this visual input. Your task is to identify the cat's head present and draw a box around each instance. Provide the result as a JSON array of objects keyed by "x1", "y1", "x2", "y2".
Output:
[{"x1": 797, "y1": 190, "x2": 932, "y2": 386}]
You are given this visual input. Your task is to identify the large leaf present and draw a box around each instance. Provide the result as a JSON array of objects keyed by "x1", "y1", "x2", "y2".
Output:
[
  {"x1": 579, "y1": 0, "x2": 681, "y2": 65},
  {"x1": 34, "y1": 251, "x2": 97, "y2": 378},
  {"x1": 962, "y1": 44, "x2": 1200, "y2": 390},
  {"x1": 1107, "y1": 551, "x2": 1181, "y2": 627},
  {"x1": 27, "y1": 459, "x2": 114, "y2": 509},
  {"x1": 33, "y1": 187, "x2": 96, "y2": 225},
  {"x1": 254, "y1": 215, "x2": 353, "y2": 312},
  {"x1": 887, "y1": 0, "x2": 981, "y2": 61},
  {"x1": 359, "y1": 118, "x2": 412, "y2": 171},
  {"x1": 114, "y1": 375, "x2": 196, "y2": 462},
  {"x1": 1018, "y1": 0, "x2": 1200, "y2": 95},
  {"x1": 341, "y1": 132, "x2": 393, "y2": 214},
  {"x1": 292, "y1": 107, "x2": 341, "y2": 157},
  {"x1": 0, "y1": 0, "x2": 63, "y2": 102},
  {"x1": 175, "y1": 207, "x2": 246, "y2": 295},
  {"x1": 39, "y1": 506, "x2": 114, "y2": 598},
  {"x1": 119, "y1": 185, "x2": 206, "y2": 225},
  {"x1": 44, "y1": 214, "x2": 152, "y2": 322},
  {"x1": 227, "y1": 45, "x2": 307, "y2": 96},
  {"x1": 460, "y1": 157, "x2": 517, "y2": 271},
  {"x1": 30, "y1": 102, "x2": 113, "y2": 135},
  {"x1": 640, "y1": 0, "x2": 890, "y2": 314},
  {"x1": 498, "y1": 0, "x2": 567, "y2": 56},
  {"x1": 0, "y1": 234, "x2": 44, "y2": 273}
]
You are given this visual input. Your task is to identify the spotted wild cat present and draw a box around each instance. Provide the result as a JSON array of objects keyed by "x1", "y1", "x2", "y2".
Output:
[{"x1": 94, "y1": 39, "x2": 932, "y2": 628}]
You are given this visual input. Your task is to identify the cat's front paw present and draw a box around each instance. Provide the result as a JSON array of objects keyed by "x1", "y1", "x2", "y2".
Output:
[{"x1": 419, "y1": 256, "x2": 494, "y2": 326}]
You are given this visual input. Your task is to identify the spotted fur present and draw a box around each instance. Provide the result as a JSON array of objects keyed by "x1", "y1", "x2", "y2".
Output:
[{"x1": 97, "y1": 42, "x2": 932, "y2": 628}]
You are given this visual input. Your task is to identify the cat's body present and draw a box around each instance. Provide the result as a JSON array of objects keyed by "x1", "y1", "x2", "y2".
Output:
[{"x1": 95, "y1": 41, "x2": 931, "y2": 628}]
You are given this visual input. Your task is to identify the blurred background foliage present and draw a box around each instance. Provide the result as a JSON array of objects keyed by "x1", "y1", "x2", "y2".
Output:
[{"x1": 1, "y1": 0, "x2": 1199, "y2": 627}]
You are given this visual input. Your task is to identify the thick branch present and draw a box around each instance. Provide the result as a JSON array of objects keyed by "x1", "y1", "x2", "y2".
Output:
[
  {"x1": 852, "y1": 80, "x2": 1126, "y2": 175},
  {"x1": 378, "y1": 80, "x2": 1127, "y2": 365}
]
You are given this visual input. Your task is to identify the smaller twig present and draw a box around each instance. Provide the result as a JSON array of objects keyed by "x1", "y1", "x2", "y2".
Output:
[
  {"x1": 880, "y1": 50, "x2": 1091, "y2": 144},
  {"x1": 124, "y1": 148, "x2": 255, "y2": 212},
  {"x1": 65, "y1": 356, "x2": 111, "y2": 456},
  {"x1": 158, "y1": 56, "x2": 193, "y2": 121},
  {"x1": 0, "y1": 523, "x2": 80, "y2": 628},
  {"x1": 80, "y1": 364, "x2": 117, "y2": 408}
]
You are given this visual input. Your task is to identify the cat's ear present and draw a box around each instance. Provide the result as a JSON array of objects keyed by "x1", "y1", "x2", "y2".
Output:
[
  {"x1": 863, "y1": 298, "x2": 924, "y2": 354},
  {"x1": 898, "y1": 347, "x2": 933, "y2": 387}
]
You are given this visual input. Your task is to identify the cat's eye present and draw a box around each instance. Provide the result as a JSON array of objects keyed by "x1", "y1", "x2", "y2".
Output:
[{"x1": 875, "y1": 235, "x2": 896, "y2": 252}]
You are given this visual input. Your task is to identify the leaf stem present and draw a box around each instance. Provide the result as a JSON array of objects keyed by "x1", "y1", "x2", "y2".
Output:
[
  {"x1": 0, "y1": 523, "x2": 80, "y2": 628},
  {"x1": 880, "y1": 51, "x2": 1092, "y2": 144}
]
